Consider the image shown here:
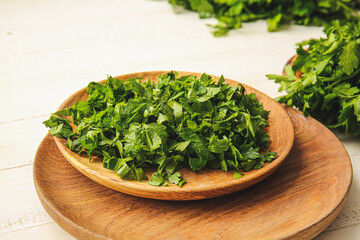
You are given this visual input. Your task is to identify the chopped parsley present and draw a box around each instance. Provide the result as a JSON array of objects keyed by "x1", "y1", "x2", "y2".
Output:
[{"x1": 44, "y1": 72, "x2": 277, "y2": 186}]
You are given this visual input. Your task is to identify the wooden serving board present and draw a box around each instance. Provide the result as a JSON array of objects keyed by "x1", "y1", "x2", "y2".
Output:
[{"x1": 33, "y1": 106, "x2": 352, "y2": 240}]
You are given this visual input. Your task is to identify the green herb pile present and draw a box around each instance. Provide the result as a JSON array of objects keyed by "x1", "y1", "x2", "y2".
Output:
[
  {"x1": 267, "y1": 22, "x2": 360, "y2": 135},
  {"x1": 44, "y1": 72, "x2": 277, "y2": 186},
  {"x1": 169, "y1": 0, "x2": 359, "y2": 36}
]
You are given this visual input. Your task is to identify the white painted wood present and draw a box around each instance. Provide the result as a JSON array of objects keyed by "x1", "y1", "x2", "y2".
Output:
[
  {"x1": 315, "y1": 224, "x2": 360, "y2": 240},
  {"x1": 0, "y1": 222, "x2": 75, "y2": 240},
  {"x1": 0, "y1": 0, "x2": 359, "y2": 239},
  {"x1": 0, "y1": 165, "x2": 53, "y2": 234},
  {"x1": 0, "y1": 117, "x2": 48, "y2": 170}
]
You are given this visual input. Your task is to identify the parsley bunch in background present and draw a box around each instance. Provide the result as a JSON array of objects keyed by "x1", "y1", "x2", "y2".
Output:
[
  {"x1": 169, "y1": 0, "x2": 359, "y2": 36},
  {"x1": 267, "y1": 21, "x2": 360, "y2": 135},
  {"x1": 44, "y1": 72, "x2": 277, "y2": 187}
]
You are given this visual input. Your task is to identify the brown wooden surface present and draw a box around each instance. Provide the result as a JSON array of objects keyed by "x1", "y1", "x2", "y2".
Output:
[
  {"x1": 54, "y1": 71, "x2": 294, "y2": 200},
  {"x1": 33, "y1": 106, "x2": 352, "y2": 240}
]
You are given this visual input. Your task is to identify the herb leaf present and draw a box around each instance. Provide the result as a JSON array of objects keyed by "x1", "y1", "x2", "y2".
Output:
[
  {"x1": 168, "y1": 172, "x2": 186, "y2": 187},
  {"x1": 149, "y1": 172, "x2": 168, "y2": 186},
  {"x1": 339, "y1": 41, "x2": 360, "y2": 76}
]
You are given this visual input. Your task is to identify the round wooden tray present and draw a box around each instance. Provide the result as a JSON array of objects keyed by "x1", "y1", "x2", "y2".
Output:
[
  {"x1": 53, "y1": 71, "x2": 294, "y2": 200},
  {"x1": 33, "y1": 106, "x2": 352, "y2": 240}
]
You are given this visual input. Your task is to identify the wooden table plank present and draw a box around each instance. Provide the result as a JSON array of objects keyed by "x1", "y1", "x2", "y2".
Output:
[
  {"x1": 0, "y1": 166, "x2": 53, "y2": 234},
  {"x1": 0, "y1": 0, "x2": 171, "y2": 31},
  {"x1": 0, "y1": 118, "x2": 48, "y2": 169},
  {"x1": 315, "y1": 224, "x2": 360, "y2": 240}
]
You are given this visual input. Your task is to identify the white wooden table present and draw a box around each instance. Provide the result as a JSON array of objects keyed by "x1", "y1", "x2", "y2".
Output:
[{"x1": 1, "y1": 1, "x2": 359, "y2": 239}]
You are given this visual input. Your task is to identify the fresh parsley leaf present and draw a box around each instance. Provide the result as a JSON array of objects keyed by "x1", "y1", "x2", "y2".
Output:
[
  {"x1": 117, "y1": 163, "x2": 136, "y2": 180},
  {"x1": 189, "y1": 157, "x2": 207, "y2": 171},
  {"x1": 170, "y1": 141, "x2": 191, "y2": 151},
  {"x1": 168, "y1": 172, "x2": 187, "y2": 187},
  {"x1": 43, "y1": 114, "x2": 72, "y2": 139},
  {"x1": 339, "y1": 41, "x2": 360, "y2": 76},
  {"x1": 208, "y1": 138, "x2": 230, "y2": 154},
  {"x1": 234, "y1": 170, "x2": 244, "y2": 180},
  {"x1": 149, "y1": 172, "x2": 168, "y2": 186}
]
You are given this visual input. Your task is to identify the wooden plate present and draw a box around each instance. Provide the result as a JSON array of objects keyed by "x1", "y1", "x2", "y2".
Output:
[
  {"x1": 53, "y1": 71, "x2": 294, "y2": 200},
  {"x1": 33, "y1": 106, "x2": 352, "y2": 240}
]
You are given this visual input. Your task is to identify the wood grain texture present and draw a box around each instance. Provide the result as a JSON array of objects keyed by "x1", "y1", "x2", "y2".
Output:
[
  {"x1": 33, "y1": 106, "x2": 352, "y2": 240},
  {"x1": 53, "y1": 71, "x2": 294, "y2": 200}
]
